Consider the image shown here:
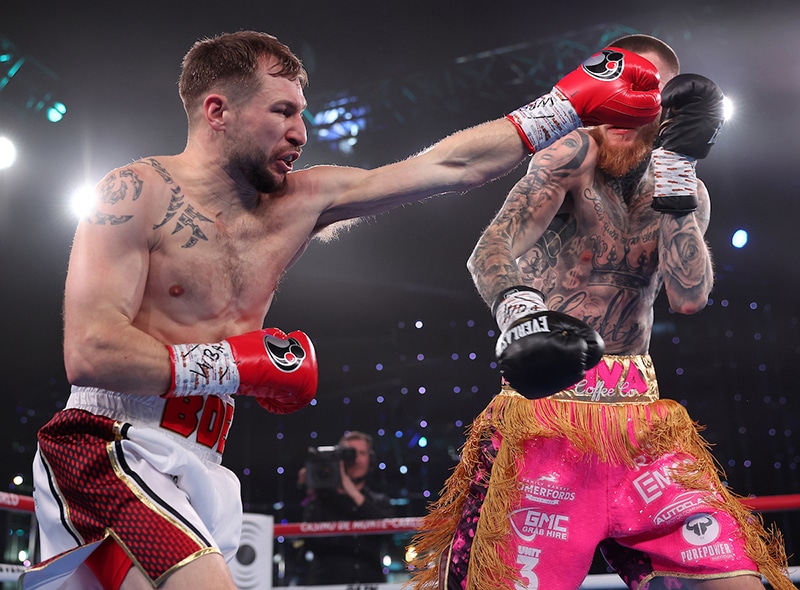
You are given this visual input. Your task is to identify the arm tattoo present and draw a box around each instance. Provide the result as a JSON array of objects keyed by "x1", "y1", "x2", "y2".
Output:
[
  {"x1": 99, "y1": 168, "x2": 142, "y2": 205},
  {"x1": 658, "y1": 213, "x2": 713, "y2": 301},
  {"x1": 92, "y1": 212, "x2": 134, "y2": 225},
  {"x1": 86, "y1": 168, "x2": 143, "y2": 224},
  {"x1": 86, "y1": 159, "x2": 212, "y2": 249},
  {"x1": 470, "y1": 174, "x2": 547, "y2": 302},
  {"x1": 470, "y1": 133, "x2": 590, "y2": 304},
  {"x1": 152, "y1": 186, "x2": 185, "y2": 231}
]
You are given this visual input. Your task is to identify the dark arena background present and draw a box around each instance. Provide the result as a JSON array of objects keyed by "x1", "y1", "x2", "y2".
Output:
[{"x1": 2, "y1": 0, "x2": 799, "y2": 586}]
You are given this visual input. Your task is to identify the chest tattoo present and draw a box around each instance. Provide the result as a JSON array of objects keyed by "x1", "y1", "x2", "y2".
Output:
[{"x1": 146, "y1": 158, "x2": 212, "y2": 248}]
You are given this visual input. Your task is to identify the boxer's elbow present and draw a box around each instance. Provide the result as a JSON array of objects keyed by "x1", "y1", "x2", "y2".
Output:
[
  {"x1": 63, "y1": 330, "x2": 111, "y2": 386},
  {"x1": 667, "y1": 293, "x2": 709, "y2": 315}
]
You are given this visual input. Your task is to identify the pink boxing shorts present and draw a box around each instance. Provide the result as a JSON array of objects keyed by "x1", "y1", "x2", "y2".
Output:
[
  {"x1": 508, "y1": 436, "x2": 760, "y2": 588},
  {"x1": 435, "y1": 355, "x2": 771, "y2": 590},
  {"x1": 441, "y1": 436, "x2": 761, "y2": 590}
]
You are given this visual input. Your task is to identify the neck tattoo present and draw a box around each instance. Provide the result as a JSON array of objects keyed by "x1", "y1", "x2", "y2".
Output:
[{"x1": 607, "y1": 156, "x2": 651, "y2": 206}]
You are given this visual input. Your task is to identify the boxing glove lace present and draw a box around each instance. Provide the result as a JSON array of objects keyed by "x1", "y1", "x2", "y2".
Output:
[
  {"x1": 508, "y1": 47, "x2": 661, "y2": 153},
  {"x1": 165, "y1": 327, "x2": 318, "y2": 414},
  {"x1": 493, "y1": 286, "x2": 605, "y2": 399}
]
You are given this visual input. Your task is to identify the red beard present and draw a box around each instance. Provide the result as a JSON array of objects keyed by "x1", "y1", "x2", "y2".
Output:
[{"x1": 588, "y1": 124, "x2": 657, "y2": 177}]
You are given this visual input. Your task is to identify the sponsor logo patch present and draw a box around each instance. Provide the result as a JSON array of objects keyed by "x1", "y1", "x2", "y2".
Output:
[
  {"x1": 682, "y1": 513, "x2": 721, "y2": 546},
  {"x1": 510, "y1": 508, "x2": 569, "y2": 543},
  {"x1": 653, "y1": 492, "x2": 705, "y2": 525}
]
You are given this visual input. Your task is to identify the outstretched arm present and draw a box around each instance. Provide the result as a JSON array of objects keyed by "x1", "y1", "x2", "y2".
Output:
[
  {"x1": 312, "y1": 48, "x2": 660, "y2": 230},
  {"x1": 312, "y1": 117, "x2": 528, "y2": 229}
]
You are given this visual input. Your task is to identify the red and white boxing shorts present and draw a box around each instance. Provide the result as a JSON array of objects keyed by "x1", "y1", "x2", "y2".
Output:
[{"x1": 26, "y1": 386, "x2": 240, "y2": 587}]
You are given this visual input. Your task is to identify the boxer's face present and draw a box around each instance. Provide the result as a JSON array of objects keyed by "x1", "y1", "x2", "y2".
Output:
[
  {"x1": 223, "y1": 57, "x2": 307, "y2": 193},
  {"x1": 590, "y1": 49, "x2": 673, "y2": 177},
  {"x1": 590, "y1": 120, "x2": 657, "y2": 177}
]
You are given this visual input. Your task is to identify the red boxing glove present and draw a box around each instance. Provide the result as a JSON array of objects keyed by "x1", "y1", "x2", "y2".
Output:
[
  {"x1": 557, "y1": 47, "x2": 661, "y2": 127},
  {"x1": 242, "y1": 328, "x2": 318, "y2": 414},
  {"x1": 507, "y1": 47, "x2": 661, "y2": 153},
  {"x1": 166, "y1": 327, "x2": 318, "y2": 414}
]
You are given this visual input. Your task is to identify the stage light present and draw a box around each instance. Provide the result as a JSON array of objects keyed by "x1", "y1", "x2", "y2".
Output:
[
  {"x1": 732, "y1": 229, "x2": 748, "y2": 248},
  {"x1": 1, "y1": 36, "x2": 68, "y2": 123},
  {"x1": 308, "y1": 96, "x2": 369, "y2": 154},
  {"x1": 46, "y1": 101, "x2": 66, "y2": 123},
  {"x1": 405, "y1": 545, "x2": 417, "y2": 562},
  {"x1": 0, "y1": 136, "x2": 16, "y2": 169},
  {"x1": 69, "y1": 185, "x2": 96, "y2": 218}
]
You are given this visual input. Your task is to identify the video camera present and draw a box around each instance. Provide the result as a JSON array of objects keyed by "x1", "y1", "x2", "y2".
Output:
[{"x1": 305, "y1": 445, "x2": 357, "y2": 489}]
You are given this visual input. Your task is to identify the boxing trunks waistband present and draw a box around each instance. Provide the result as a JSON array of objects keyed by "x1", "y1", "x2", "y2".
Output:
[
  {"x1": 66, "y1": 386, "x2": 234, "y2": 464},
  {"x1": 548, "y1": 353, "x2": 659, "y2": 404}
]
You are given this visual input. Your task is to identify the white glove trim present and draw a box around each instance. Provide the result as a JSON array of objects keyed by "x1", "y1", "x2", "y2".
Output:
[
  {"x1": 494, "y1": 288, "x2": 548, "y2": 333},
  {"x1": 169, "y1": 341, "x2": 241, "y2": 396},
  {"x1": 507, "y1": 88, "x2": 583, "y2": 153},
  {"x1": 652, "y1": 148, "x2": 698, "y2": 197}
]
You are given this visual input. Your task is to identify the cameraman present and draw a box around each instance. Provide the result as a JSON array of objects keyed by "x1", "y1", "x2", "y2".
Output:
[{"x1": 298, "y1": 431, "x2": 394, "y2": 584}]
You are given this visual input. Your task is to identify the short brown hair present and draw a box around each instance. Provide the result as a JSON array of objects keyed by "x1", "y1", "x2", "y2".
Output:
[
  {"x1": 179, "y1": 30, "x2": 307, "y2": 114},
  {"x1": 340, "y1": 431, "x2": 373, "y2": 450},
  {"x1": 610, "y1": 34, "x2": 680, "y2": 79}
]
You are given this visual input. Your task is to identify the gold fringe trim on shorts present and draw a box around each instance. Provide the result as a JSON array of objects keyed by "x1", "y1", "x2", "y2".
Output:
[{"x1": 407, "y1": 387, "x2": 792, "y2": 590}]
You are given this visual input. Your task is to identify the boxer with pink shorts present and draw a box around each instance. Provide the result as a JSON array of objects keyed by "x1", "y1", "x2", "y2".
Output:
[
  {"x1": 414, "y1": 356, "x2": 791, "y2": 590},
  {"x1": 410, "y1": 32, "x2": 792, "y2": 590}
]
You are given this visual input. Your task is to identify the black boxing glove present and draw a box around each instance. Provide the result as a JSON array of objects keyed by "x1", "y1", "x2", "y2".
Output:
[
  {"x1": 652, "y1": 73, "x2": 725, "y2": 214},
  {"x1": 656, "y1": 73, "x2": 725, "y2": 158},
  {"x1": 492, "y1": 286, "x2": 605, "y2": 399}
]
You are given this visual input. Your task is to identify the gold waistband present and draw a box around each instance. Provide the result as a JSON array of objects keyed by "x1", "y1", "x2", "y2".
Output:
[{"x1": 509, "y1": 354, "x2": 659, "y2": 404}]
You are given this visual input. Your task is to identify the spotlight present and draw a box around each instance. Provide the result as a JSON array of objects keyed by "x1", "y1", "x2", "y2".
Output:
[
  {"x1": 70, "y1": 185, "x2": 96, "y2": 218},
  {"x1": 46, "y1": 101, "x2": 67, "y2": 123},
  {"x1": 731, "y1": 229, "x2": 748, "y2": 249},
  {"x1": 0, "y1": 136, "x2": 16, "y2": 169}
]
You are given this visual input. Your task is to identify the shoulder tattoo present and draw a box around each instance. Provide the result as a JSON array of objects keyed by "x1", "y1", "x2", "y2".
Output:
[{"x1": 86, "y1": 167, "x2": 143, "y2": 225}]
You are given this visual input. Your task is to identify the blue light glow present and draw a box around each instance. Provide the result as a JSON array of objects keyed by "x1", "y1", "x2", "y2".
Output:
[{"x1": 732, "y1": 229, "x2": 748, "y2": 248}]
